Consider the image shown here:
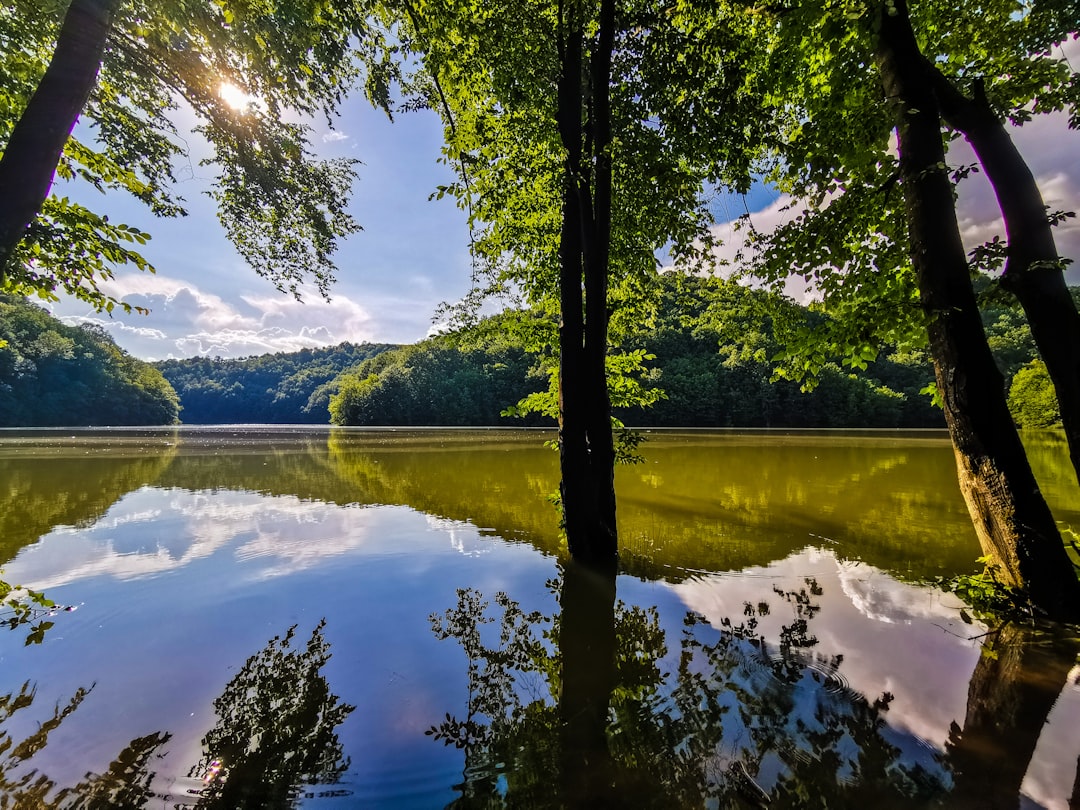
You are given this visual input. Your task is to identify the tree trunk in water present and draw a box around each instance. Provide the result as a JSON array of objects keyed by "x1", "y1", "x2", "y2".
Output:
[
  {"x1": 930, "y1": 68, "x2": 1080, "y2": 486},
  {"x1": 874, "y1": 0, "x2": 1080, "y2": 619},
  {"x1": 0, "y1": 0, "x2": 120, "y2": 277},
  {"x1": 558, "y1": 559, "x2": 618, "y2": 807},
  {"x1": 555, "y1": 0, "x2": 617, "y2": 564},
  {"x1": 946, "y1": 622, "x2": 1080, "y2": 809}
]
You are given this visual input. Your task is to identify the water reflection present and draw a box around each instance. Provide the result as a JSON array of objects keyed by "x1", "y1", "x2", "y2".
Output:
[
  {"x1": 0, "y1": 443, "x2": 176, "y2": 566},
  {"x1": 185, "y1": 620, "x2": 354, "y2": 808},
  {"x1": 2, "y1": 429, "x2": 1078, "y2": 807},
  {"x1": 3, "y1": 428, "x2": 1076, "y2": 584},
  {"x1": 430, "y1": 566, "x2": 1080, "y2": 808},
  {"x1": 0, "y1": 679, "x2": 171, "y2": 809},
  {"x1": 946, "y1": 622, "x2": 1080, "y2": 810},
  {"x1": 0, "y1": 621, "x2": 352, "y2": 809}
]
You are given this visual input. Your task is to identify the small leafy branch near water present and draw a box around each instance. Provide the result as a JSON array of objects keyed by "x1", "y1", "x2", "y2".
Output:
[
  {"x1": 935, "y1": 557, "x2": 1037, "y2": 623},
  {"x1": 0, "y1": 575, "x2": 76, "y2": 645}
]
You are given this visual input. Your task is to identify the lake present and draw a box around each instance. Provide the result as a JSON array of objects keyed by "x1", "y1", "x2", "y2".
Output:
[{"x1": 0, "y1": 427, "x2": 1077, "y2": 808}]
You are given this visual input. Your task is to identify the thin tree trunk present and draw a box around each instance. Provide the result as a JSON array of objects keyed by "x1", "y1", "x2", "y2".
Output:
[
  {"x1": 555, "y1": 0, "x2": 618, "y2": 564},
  {"x1": 929, "y1": 67, "x2": 1080, "y2": 485},
  {"x1": 874, "y1": 0, "x2": 1080, "y2": 619},
  {"x1": 0, "y1": 0, "x2": 121, "y2": 277}
]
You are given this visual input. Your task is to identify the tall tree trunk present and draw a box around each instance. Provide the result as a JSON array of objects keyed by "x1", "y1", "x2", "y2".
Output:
[
  {"x1": 928, "y1": 67, "x2": 1080, "y2": 485},
  {"x1": 556, "y1": 0, "x2": 618, "y2": 564},
  {"x1": 946, "y1": 622, "x2": 1080, "y2": 809},
  {"x1": 0, "y1": 0, "x2": 120, "y2": 277},
  {"x1": 874, "y1": 0, "x2": 1080, "y2": 619}
]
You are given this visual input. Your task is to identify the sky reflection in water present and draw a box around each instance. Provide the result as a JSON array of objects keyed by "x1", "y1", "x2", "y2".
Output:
[{"x1": 0, "y1": 428, "x2": 1077, "y2": 808}]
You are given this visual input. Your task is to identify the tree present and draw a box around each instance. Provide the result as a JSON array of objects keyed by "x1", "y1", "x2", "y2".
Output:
[
  {"x1": 1008, "y1": 359, "x2": 1062, "y2": 428},
  {"x1": 715, "y1": 0, "x2": 1080, "y2": 617},
  {"x1": 0, "y1": 294, "x2": 180, "y2": 425},
  {"x1": 924, "y1": 25, "x2": 1080, "y2": 484},
  {"x1": 873, "y1": 0, "x2": 1080, "y2": 617},
  {"x1": 0, "y1": 0, "x2": 119, "y2": 277},
  {"x1": 0, "y1": 0, "x2": 367, "y2": 310},
  {"x1": 368, "y1": 0, "x2": 757, "y2": 561}
]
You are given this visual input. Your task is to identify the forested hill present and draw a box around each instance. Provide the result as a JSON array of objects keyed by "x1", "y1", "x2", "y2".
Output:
[
  {"x1": 3, "y1": 275, "x2": 1060, "y2": 428},
  {"x1": 0, "y1": 295, "x2": 179, "y2": 426},
  {"x1": 155, "y1": 342, "x2": 396, "y2": 424},
  {"x1": 326, "y1": 276, "x2": 1064, "y2": 430}
]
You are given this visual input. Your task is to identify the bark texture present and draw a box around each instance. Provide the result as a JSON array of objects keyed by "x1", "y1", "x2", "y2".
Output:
[
  {"x1": 929, "y1": 68, "x2": 1080, "y2": 485},
  {"x1": 0, "y1": 0, "x2": 121, "y2": 277},
  {"x1": 556, "y1": 0, "x2": 618, "y2": 564},
  {"x1": 874, "y1": 0, "x2": 1080, "y2": 619}
]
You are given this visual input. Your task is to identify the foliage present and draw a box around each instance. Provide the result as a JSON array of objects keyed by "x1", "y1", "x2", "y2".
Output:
[
  {"x1": 0, "y1": 293, "x2": 179, "y2": 425},
  {"x1": 329, "y1": 335, "x2": 549, "y2": 427},
  {"x1": 935, "y1": 555, "x2": 1053, "y2": 621},
  {"x1": 157, "y1": 341, "x2": 394, "y2": 424},
  {"x1": 367, "y1": 0, "x2": 756, "y2": 312},
  {"x1": 713, "y1": 0, "x2": 1079, "y2": 378},
  {"x1": 189, "y1": 620, "x2": 354, "y2": 808},
  {"x1": 1007, "y1": 359, "x2": 1062, "y2": 428},
  {"x1": 0, "y1": 575, "x2": 58, "y2": 645},
  {"x1": 0, "y1": 0, "x2": 368, "y2": 308},
  {"x1": 427, "y1": 575, "x2": 950, "y2": 806}
]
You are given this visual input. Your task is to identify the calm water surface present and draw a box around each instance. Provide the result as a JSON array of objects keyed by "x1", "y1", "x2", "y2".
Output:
[{"x1": 0, "y1": 427, "x2": 1077, "y2": 808}]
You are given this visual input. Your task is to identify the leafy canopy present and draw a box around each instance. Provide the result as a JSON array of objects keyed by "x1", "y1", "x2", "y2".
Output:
[{"x1": 0, "y1": 0, "x2": 373, "y2": 310}]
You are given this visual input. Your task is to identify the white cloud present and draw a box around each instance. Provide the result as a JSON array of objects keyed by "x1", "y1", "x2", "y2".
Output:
[
  {"x1": 673, "y1": 548, "x2": 982, "y2": 750},
  {"x1": 322, "y1": 130, "x2": 349, "y2": 143},
  {"x1": 55, "y1": 274, "x2": 378, "y2": 360}
]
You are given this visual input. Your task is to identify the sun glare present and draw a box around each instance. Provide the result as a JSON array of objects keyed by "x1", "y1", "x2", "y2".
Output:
[{"x1": 219, "y1": 82, "x2": 256, "y2": 111}]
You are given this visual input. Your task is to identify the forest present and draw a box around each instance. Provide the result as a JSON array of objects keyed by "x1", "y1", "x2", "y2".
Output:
[
  {"x1": 1, "y1": 275, "x2": 1064, "y2": 429},
  {"x1": 0, "y1": 294, "x2": 178, "y2": 426},
  {"x1": 143, "y1": 274, "x2": 1061, "y2": 429},
  {"x1": 156, "y1": 341, "x2": 394, "y2": 424}
]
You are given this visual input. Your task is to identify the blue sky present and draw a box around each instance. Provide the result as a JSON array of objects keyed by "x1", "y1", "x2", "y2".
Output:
[{"x1": 47, "y1": 83, "x2": 1080, "y2": 361}]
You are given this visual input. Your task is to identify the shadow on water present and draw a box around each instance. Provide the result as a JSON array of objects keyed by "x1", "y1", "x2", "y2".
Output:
[
  {"x1": 0, "y1": 620, "x2": 353, "y2": 809},
  {"x1": 428, "y1": 563, "x2": 1080, "y2": 809}
]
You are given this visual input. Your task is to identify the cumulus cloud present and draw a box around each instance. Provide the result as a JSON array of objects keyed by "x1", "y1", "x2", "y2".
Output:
[
  {"x1": 55, "y1": 273, "x2": 378, "y2": 360},
  {"x1": 707, "y1": 109, "x2": 1080, "y2": 289},
  {"x1": 322, "y1": 130, "x2": 349, "y2": 143},
  {"x1": 951, "y1": 111, "x2": 1080, "y2": 283}
]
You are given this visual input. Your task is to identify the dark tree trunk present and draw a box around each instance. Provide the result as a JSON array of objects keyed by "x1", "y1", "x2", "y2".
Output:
[
  {"x1": 0, "y1": 0, "x2": 121, "y2": 277},
  {"x1": 555, "y1": 0, "x2": 618, "y2": 564},
  {"x1": 946, "y1": 622, "x2": 1080, "y2": 809},
  {"x1": 558, "y1": 558, "x2": 618, "y2": 807},
  {"x1": 929, "y1": 67, "x2": 1080, "y2": 485},
  {"x1": 874, "y1": 0, "x2": 1080, "y2": 619}
]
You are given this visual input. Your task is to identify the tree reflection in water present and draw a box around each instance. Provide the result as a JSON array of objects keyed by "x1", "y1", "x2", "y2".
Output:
[
  {"x1": 0, "y1": 620, "x2": 352, "y2": 809},
  {"x1": 0, "y1": 680, "x2": 170, "y2": 809},
  {"x1": 946, "y1": 621, "x2": 1080, "y2": 810},
  {"x1": 428, "y1": 563, "x2": 1080, "y2": 808},
  {"x1": 186, "y1": 619, "x2": 354, "y2": 809}
]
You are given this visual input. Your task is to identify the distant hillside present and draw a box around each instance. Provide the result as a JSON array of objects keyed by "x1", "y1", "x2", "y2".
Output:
[
  {"x1": 156, "y1": 342, "x2": 396, "y2": 424},
  {"x1": 0, "y1": 295, "x2": 179, "y2": 426},
  {"x1": 325, "y1": 276, "x2": 1060, "y2": 429}
]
